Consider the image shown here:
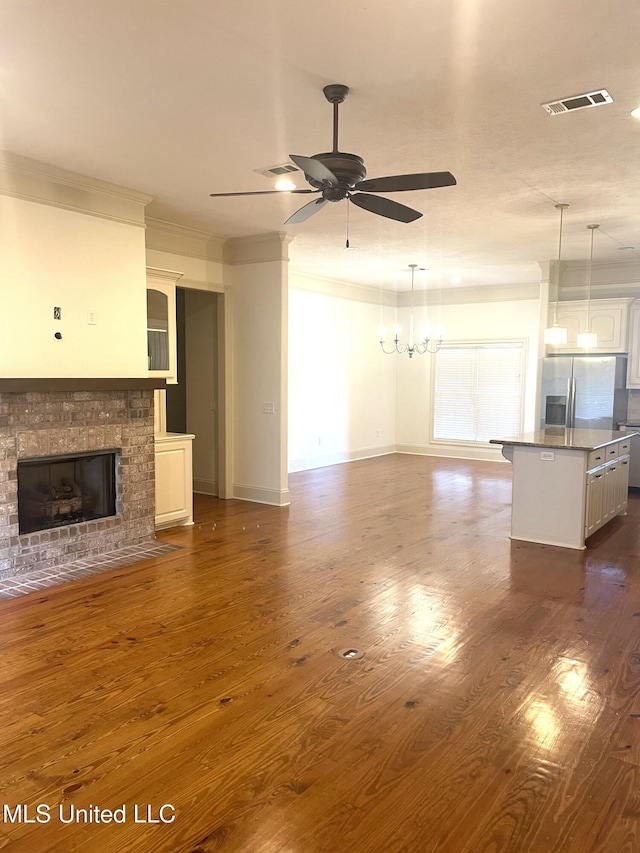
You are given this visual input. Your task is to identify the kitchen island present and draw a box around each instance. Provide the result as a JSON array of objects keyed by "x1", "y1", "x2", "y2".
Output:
[{"x1": 490, "y1": 428, "x2": 635, "y2": 549}]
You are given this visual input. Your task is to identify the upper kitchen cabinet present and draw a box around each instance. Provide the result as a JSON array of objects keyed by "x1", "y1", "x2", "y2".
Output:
[
  {"x1": 625, "y1": 302, "x2": 640, "y2": 388},
  {"x1": 547, "y1": 298, "x2": 633, "y2": 354},
  {"x1": 146, "y1": 268, "x2": 182, "y2": 384}
]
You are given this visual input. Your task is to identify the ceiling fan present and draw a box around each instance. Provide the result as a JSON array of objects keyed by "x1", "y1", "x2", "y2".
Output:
[{"x1": 209, "y1": 84, "x2": 456, "y2": 226}]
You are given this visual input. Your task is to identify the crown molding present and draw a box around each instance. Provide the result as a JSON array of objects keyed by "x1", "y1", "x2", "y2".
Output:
[
  {"x1": 562, "y1": 259, "x2": 640, "y2": 286},
  {"x1": 223, "y1": 232, "x2": 292, "y2": 265},
  {"x1": 289, "y1": 270, "x2": 396, "y2": 306},
  {"x1": 146, "y1": 266, "x2": 184, "y2": 284},
  {"x1": 398, "y1": 282, "x2": 541, "y2": 307},
  {"x1": 0, "y1": 150, "x2": 152, "y2": 226},
  {"x1": 145, "y1": 216, "x2": 225, "y2": 262}
]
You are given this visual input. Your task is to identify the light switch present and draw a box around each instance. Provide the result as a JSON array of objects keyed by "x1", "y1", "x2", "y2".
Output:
[{"x1": 262, "y1": 401, "x2": 275, "y2": 414}]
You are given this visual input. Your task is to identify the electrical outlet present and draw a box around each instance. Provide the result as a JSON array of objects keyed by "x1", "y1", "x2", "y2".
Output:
[{"x1": 540, "y1": 451, "x2": 555, "y2": 461}]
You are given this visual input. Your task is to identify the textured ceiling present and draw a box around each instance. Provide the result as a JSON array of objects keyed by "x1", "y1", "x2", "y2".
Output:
[{"x1": 1, "y1": 0, "x2": 639, "y2": 291}]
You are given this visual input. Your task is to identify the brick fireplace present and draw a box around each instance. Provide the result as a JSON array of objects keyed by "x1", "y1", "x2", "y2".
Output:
[{"x1": 0, "y1": 379, "x2": 163, "y2": 578}]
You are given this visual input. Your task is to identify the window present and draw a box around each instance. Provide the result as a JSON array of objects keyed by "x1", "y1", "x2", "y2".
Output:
[{"x1": 432, "y1": 342, "x2": 524, "y2": 443}]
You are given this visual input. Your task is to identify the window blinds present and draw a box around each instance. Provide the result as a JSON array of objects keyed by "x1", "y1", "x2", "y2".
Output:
[{"x1": 433, "y1": 343, "x2": 524, "y2": 443}]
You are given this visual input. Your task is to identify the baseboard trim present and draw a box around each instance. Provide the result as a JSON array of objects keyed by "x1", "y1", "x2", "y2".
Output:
[
  {"x1": 193, "y1": 478, "x2": 218, "y2": 496},
  {"x1": 288, "y1": 445, "x2": 395, "y2": 473},
  {"x1": 232, "y1": 484, "x2": 291, "y2": 506},
  {"x1": 395, "y1": 443, "x2": 506, "y2": 463}
]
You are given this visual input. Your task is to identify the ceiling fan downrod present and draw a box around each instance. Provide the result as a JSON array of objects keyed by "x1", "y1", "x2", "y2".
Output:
[{"x1": 323, "y1": 84, "x2": 349, "y2": 153}]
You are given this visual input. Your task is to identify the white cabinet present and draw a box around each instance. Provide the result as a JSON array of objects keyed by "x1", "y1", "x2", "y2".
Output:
[
  {"x1": 626, "y1": 303, "x2": 640, "y2": 387},
  {"x1": 146, "y1": 268, "x2": 182, "y2": 384},
  {"x1": 547, "y1": 299, "x2": 632, "y2": 353},
  {"x1": 585, "y1": 467, "x2": 605, "y2": 537},
  {"x1": 154, "y1": 432, "x2": 195, "y2": 529},
  {"x1": 584, "y1": 441, "x2": 629, "y2": 539}
]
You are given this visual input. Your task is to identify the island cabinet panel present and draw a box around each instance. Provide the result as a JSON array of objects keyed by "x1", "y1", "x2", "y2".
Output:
[
  {"x1": 585, "y1": 468, "x2": 605, "y2": 536},
  {"x1": 491, "y1": 430, "x2": 633, "y2": 550},
  {"x1": 509, "y1": 447, "x2": 587, "y2": 549}
]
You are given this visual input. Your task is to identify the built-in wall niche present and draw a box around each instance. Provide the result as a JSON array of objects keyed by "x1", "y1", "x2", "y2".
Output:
[{"x1": 18, "y1": 450, "x2": 118, "y2": 535}]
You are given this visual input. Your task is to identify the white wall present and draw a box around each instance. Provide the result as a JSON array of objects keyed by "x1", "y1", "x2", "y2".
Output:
[
  {"x1": 288, "y1": 276, "x2": 396, "y2": 472},
  {"x1": 396, "y1": 296, "x2": 541, "y2": 461},
  {"x1": 1, "y1": 196, "x2": 148, "y2": 378},
  {"x1": 288, "y1": 276, "x2": 542, "y2": 471}
]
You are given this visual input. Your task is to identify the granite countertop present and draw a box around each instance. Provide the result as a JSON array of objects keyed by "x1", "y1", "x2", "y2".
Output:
[{"x1": 489, "y1": 428, "x2": 636, "y2": 451}]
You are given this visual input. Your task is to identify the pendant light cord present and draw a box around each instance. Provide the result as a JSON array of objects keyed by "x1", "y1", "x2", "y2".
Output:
[
  {"x1": 553, "y1": 203, "x2": 569, "y2": 324},
  {"x1": 586, "y1": 224, "x2": 599, "y2": 330}
]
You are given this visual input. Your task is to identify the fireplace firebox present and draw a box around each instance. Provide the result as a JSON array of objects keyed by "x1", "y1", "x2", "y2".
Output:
[{"x1": 17, "y1": 450, "x2": 118, "y2": 535}]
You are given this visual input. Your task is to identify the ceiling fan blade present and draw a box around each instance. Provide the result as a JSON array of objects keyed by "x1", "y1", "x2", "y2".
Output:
[
  {"x1": 350, "y1": 193, "x2": 422, "y2": 223},
  {"x1": 289, "y1": 154, "x2": 338, "y2": 185},
  {"x1": 209, "y1": 189, "x2": 316, "y2": 197},
  {"x1": 284, "y1": 197, "x2": 328, "y2": 226},
  {"x1": 355, "y1": 171, "x2": 457, "y2": 193}
]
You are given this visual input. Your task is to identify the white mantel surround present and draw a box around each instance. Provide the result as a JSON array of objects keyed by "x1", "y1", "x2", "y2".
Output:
[{"x1": 0, "y1": 151, "x2": 151, "y2": 380}]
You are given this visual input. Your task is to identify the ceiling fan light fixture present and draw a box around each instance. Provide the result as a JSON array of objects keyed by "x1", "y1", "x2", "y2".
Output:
[{"x1": 274, "y1": 178, "x2": 297, "y2": 191}]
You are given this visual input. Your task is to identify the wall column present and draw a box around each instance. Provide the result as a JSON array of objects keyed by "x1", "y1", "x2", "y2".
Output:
[{"x1": 224, "y1": 232, "x2": 291, "y2": 506}]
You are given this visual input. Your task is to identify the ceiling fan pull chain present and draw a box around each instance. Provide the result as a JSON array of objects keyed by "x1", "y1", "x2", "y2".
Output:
[{"x1": 346, "y1": 198, "x2": 350, "y2": 248}]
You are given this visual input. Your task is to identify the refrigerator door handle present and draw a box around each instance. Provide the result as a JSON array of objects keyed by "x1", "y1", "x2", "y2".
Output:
[{"x1": 567, "y1": 377, "x2": 576, "y2": 428}]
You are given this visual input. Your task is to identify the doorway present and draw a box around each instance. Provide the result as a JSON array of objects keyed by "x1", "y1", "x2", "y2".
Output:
[{"x1": 166, "y1": 287, "x2": 223, "y2": 496}]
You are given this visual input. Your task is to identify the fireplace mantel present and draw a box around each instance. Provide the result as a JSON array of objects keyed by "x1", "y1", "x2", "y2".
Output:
[{"x1": 0, "y1": 378, "x2": 165, "y2": 393}]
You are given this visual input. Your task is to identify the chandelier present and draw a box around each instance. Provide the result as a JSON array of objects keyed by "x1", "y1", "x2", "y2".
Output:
[
  {"x1": 543, "y1": 203, "x2": 569, "y2": 346},
  {"x1": 379, "y1": 264, "x2": 444, "y2": 357}
]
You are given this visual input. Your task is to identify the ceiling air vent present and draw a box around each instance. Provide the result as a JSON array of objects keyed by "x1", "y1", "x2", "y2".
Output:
[
  {"x1": 542, "y1": 89, "x2": 613, "y2": 115},
  {"x1": 254, "y1": 163, "x2": 300, "y2": 178}
]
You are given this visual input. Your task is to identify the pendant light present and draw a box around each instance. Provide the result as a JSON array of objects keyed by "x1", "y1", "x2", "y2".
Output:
[
  {"x1": 379, "y1": 264, "x2": 444, "y2": 357},
  {"x1": 544, "y1": 203, "x2": 569, "y2": 346},
  {"x1": 576, "y1": 224, "x2": 599, "y2": 349}
]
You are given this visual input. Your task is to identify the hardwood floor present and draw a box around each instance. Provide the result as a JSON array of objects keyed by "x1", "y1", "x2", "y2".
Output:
[{"x1": 2, "y1": 453, "x2": 640, "y2": 852}]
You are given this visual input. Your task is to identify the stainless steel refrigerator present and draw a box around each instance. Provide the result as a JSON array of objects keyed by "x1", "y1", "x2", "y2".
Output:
[{"x1": 540, "y1": 356, "x2": 627, "y2": 430}]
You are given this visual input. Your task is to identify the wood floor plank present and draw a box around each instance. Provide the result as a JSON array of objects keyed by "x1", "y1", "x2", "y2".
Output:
[{"x1": 2, "y1": 454, "x2": 640, "y2": 851}]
